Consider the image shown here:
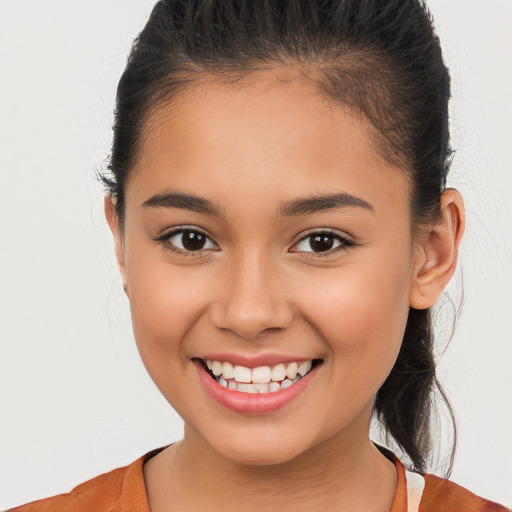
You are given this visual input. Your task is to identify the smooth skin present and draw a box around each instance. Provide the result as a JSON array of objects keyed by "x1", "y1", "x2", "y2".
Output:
[{"x1": 105, "y1": 68, "x2": 464, "y2": 512}]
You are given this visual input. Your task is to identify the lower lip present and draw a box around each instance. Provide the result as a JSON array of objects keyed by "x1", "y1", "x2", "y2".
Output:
[{"x1": 195, "y1": 361, "x2": 319, "y2": 414}]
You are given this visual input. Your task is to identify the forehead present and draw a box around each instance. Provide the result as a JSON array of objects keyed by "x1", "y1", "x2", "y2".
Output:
[{"x1": 128, "y1": 69, "x2": 411, "y2": 214}]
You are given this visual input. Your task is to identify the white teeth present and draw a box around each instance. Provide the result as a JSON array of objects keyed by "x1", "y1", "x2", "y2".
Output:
[
  {"x1": 281, "y1": 379, "x2": 293, "y2": 389},
  {"x1": 220, "y1": 376, "x2": 304, "y2": 393},
  {"x1": 222, "y1": 362, "x2": 234, "y2": 380},
  {"x1": 204, "y1": 358, "x2": 316, "y2": 392},
  {"x1": 237, "y1": 383, "x2": 259, "y2": 393},
  {"x1": 212, "y1": 360, "x2": 222, "y2": 376},
  {"x1": 233, "y1": 365, "x2": 252, "y2": 383},
  {"x1": 298, "y1": 360, "x2": 312, "y2": 376},
  {"x1": 255, "y1": 383, "x2": 269, "y2": 393},
  {"x1": 271, "y1": 363, "x2": 286, "y2": 382},
  {"x1": 286, "y1": 362, "x2": 298, "y2": 380},
  {"x1": 269, "y1": 382, "x2": 281, "y2": 392},
  {"x1": 251, "y1": 366, "x2": 272, "y2": 384}
]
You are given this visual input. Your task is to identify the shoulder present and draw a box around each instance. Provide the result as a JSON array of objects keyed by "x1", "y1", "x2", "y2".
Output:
[
  {"x1": 420, "y1": 472, "x2": 509, "y2": 512},
  {"x1": 5, "y1": 449, "x2": 162, "y2": 512},
  {"x1": 382, "y1": 445, "x2": 509, "y2": 512}
]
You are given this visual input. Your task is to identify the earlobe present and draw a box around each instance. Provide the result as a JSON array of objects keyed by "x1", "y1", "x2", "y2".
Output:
[
  {"x1": 104, "y1": 195, "x2": 128, "y2": 294},
  {"x1": 409, "y1": 189, "x2": 465, "y2": 309}
]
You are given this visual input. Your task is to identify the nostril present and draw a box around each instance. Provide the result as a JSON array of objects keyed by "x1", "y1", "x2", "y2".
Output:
[
  {"x1": 211, "y1": 303, "x2": 294, "y2": 339},
  {"x1": 209, "y1": 265, "x2": 294, "y2": 338}
]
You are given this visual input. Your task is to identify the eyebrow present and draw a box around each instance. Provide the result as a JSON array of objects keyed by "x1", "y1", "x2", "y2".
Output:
[
  {"x1": 280, "y1": 193, "x2": 374, "y2": 216},
  {"x1": 142, "y1": 192, "x2": 223, "y2": 216},
  {"x1": 142, "y1": 191, "x2": 373, "y2": 217}
]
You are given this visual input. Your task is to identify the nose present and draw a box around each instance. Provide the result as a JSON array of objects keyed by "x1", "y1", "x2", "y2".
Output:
[{"x1": 210, "y1": 251, "x2": 294, "y2": 339}]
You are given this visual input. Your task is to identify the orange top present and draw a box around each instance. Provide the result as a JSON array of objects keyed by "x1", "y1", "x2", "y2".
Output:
[{"x1": 7, "y1": 447, "x2": 508, "y2": 512}]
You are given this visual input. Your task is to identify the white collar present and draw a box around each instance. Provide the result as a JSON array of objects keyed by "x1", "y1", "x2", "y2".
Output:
[{"x1": 405, "y1": 469, "x2": 425, "y2": 512}]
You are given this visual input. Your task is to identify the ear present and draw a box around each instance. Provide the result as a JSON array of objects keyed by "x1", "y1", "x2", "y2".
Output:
[
  {"x1": 409, "y1": 188, "x2": 465, "y2": 309},
  {"x1": 104, "y1": 195, "x2": 128, "y2": 294}
]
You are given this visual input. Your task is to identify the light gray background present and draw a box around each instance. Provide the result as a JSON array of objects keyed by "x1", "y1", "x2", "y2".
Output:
[{"x1": 1, "y1": 0, "x2": 511, "y2": 508}]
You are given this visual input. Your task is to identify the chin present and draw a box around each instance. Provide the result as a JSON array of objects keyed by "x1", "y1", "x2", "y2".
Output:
[
  {"x1": 204, "y1": 426, "x2": 316, "y2": 466},
  {"x1": 220, "y1": 444, "x2": 306, "y2": 466}
]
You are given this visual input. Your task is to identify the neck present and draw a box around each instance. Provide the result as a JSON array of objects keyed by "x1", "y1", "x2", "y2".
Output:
[{"x1": 144, "y1": 405, "x2": 397, "y2": 512}]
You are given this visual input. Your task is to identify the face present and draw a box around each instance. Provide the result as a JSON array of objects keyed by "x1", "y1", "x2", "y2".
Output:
[{"x1": 114, "y1": 69, "x2": 420, "y2": 465}]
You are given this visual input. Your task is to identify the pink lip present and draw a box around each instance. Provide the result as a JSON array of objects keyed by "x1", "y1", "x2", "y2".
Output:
[
  {"x1": 194, "y1": 360, "x2": 319, "y2": 415},
  {"x1": 197, "y1": 353, "x2": 313, "y2": 368}
]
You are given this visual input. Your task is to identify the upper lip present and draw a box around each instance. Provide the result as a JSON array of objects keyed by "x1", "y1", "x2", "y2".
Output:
[{"x1": 195, "y1": 353, "x2": 319, "y2": 368}]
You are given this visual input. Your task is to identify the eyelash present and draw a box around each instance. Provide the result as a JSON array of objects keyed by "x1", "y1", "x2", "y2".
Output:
[
  {"x1": 292, "y1": 229, "x2": 355, "y2": 257},
  {"x1": 154, "y1": 227, "x2": 219, "y2": 257},
  {"x1": 154, "y1": 227, "x2": 355, "y2": 257}
]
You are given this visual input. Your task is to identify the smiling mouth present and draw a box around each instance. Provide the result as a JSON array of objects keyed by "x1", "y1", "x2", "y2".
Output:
[{"x1": 197, "y1": 358, "x2": 322, "y2": 394}]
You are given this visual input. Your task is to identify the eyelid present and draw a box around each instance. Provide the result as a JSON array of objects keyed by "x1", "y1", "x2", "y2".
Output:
[
  {"x1": 153, "y1": 225, "x2": 219, "y2": 255},
  {"x1": 153, "y1": 226, "x2": 356, "y2": 257},
  {"x1": 290, "y1": 228, "x2": 356, "y2": 255}
]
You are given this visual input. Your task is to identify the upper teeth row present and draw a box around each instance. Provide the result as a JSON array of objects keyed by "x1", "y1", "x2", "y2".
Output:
[{"x1": 205, "y1": 360, "x2": 313, "y2": 384}]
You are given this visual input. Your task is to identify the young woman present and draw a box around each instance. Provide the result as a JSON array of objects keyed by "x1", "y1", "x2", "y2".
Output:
[{"x1": 6, "y1": 1, "x2": 509, "y2": 511}]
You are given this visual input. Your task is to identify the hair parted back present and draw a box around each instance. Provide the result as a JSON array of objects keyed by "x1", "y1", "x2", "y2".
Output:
[{"x1": 104, "y1": 0, "x2": 456, "y2": 473}]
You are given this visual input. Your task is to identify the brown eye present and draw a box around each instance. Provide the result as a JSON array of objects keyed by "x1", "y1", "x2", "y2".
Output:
[
  {"x1": 182, "y1": 230, "x2": 207, "y2": 250},
  {"x1": 309, "y1": 234, "x2": 335, "y2": 252},
  {"x1": 293, "y1": 230, "x2": 352, "y2": 254},
  {"x1": 164, "y1": 229, "x2": 217, "y2": 252}
]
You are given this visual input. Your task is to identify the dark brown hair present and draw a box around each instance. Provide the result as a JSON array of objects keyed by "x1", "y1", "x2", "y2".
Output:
[{"x1": 103, "y1": 0, "x2": 456, "y2": 473}]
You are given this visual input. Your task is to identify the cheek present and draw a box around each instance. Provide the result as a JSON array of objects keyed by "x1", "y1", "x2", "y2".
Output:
[
  {"x1": 125, "y1": 250, "x2": 213, "y2": 366},
  {"x1": 297, "y1": 254, "x2": 412, "y2": 390},
  {"x1": 125, "y1": 258, "x2": 217, "y2": 417}
]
